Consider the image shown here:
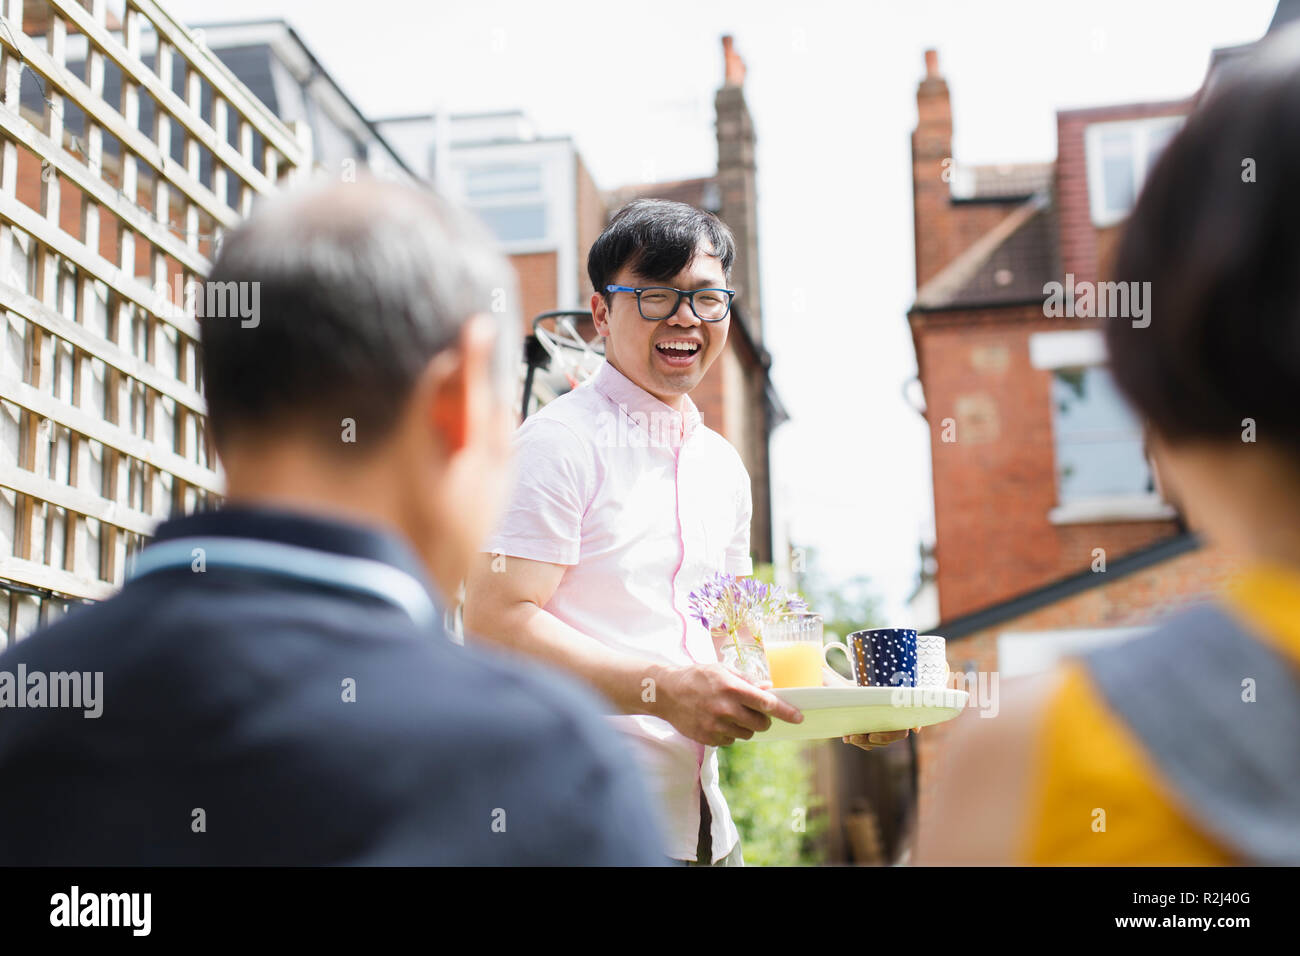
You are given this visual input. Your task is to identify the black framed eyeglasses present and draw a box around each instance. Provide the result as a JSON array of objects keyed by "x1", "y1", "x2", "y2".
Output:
[{"x1": 605, "y1": 284, "x2": 735, "y2": 322}]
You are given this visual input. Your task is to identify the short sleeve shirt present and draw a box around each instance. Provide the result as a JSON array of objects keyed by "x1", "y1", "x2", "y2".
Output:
[{"x1": 486, "y1": 360, "x2": 753, "y2": 861}]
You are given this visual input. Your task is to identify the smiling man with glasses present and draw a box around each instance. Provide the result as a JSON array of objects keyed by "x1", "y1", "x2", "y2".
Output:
[{"x1": 465, "y1": 198, "x2": 803, "y2": 866}]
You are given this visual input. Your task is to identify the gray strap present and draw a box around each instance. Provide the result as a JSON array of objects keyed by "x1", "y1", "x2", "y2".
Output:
[
  {"x1": 1080, "y1": 603, "x2": 1300, "y2": 865},
  {"x1": 128, "y1": 537, "x2": 439, "y2": 629}
]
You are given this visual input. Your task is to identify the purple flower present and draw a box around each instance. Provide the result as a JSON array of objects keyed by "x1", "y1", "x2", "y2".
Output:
[{"x1": 687, "y1": 573, "x2": 809, "y2": 641}]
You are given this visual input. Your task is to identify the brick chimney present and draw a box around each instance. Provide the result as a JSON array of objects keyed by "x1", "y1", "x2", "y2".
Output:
[
  {"x1": 912, "y1": 49, "x2": 954, "y2": 290},
  {"x1": 714, "y1": 35, "x2": 762, "y2": 341}
]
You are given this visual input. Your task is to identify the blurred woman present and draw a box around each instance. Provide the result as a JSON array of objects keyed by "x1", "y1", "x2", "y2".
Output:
[{"x1": 918, "y1": 25, "x2": 1300, "y2": 865}]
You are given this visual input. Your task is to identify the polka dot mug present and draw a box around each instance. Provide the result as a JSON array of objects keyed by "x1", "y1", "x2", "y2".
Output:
[{"x1": 824, "y1": 628, "x2": 918, "y2": 687}]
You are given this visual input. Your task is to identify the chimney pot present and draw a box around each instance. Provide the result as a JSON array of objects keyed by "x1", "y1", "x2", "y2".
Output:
[
  {"x1": 925, "y1": 49, "x2": 940, "y2": 78},
  {"x1": 722, "y1": 34, "x2": 746, "y2": 87}
]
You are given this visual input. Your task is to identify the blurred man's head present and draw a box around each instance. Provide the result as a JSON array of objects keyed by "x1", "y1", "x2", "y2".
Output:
[
  {"x1": 587, "y1": 199, "x2": 736, "y2": 407},
  {"x1": 200, "y1": 177, "x2": 520, "y2": 597},
  {"x1": 1107, "y1": 25, "x2": 1300, "y2": 560}
]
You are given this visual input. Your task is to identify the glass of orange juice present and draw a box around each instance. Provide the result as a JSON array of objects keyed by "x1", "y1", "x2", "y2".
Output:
[{"x1": 762, "y1": 612, "x2": 824, "y2": 688}]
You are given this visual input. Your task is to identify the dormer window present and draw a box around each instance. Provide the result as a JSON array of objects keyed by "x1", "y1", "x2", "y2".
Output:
[{"x1": 1085, "y1": 116, "x2": 1183, "y2": 227}]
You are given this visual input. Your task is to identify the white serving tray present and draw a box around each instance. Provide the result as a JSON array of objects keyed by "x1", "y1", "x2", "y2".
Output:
[{"x1": 744, "y1": 685, "x2": 968, "y2": 743}]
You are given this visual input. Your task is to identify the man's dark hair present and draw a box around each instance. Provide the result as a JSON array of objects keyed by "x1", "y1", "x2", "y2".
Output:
[
  {"x1": 200, "y1": 178, "x2": 518, "y2": 450},
  {"x1": 587, "y1": 198, "x2": 736, "y2": 303},
  {"x1": 1107, "y1": 25, "x2": 1300, "y2": 454}
]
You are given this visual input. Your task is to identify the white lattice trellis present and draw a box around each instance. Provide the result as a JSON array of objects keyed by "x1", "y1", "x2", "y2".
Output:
[{"x1": 0, "y1": 0, "x2": 312, "y2": 642}]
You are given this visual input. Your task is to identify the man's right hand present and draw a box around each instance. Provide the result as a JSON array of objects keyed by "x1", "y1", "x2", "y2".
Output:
[{"x1": 655, "y1": 663, "x2": 804, "y2": 747}]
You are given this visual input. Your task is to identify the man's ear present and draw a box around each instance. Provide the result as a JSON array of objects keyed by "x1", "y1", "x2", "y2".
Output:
[
  {"x1": 590, "y1": 291, "x2": 610, "y2": 336},
  {"x1": 427, "y1": 314, "x2": 497, "y2": 455}
]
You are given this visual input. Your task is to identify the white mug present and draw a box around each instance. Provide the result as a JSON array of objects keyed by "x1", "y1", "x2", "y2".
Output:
[{"x1": 916, "y1": 634, "x2": 949, "y2": 688}]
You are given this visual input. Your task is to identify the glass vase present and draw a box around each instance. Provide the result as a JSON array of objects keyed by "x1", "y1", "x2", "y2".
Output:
[{"x1": 719, "y1": 624, "x2": 770, "y2": 684}]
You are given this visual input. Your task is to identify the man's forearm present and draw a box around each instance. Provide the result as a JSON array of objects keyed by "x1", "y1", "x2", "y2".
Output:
[{"x1": 466, "y1": 600, "x2": 673, "y2": 716}]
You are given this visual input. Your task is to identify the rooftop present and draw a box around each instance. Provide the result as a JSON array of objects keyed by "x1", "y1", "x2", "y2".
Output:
[{"x1": 914, "y1": 192, "x2": 1059, "y2": 311}]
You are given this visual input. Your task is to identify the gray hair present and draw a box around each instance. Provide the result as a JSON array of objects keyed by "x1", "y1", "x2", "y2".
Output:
[{"x1": 200, "y1": 175, "x2": 519, "y2": 449}]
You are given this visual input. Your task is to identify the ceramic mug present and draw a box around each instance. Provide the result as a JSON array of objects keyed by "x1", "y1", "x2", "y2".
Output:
[
  {"x1": 824, "y1": 628, "x2": 918, "y2": 687},
  {"x1": 916, "y1": 634, "x2": 949, "y2": 688}
]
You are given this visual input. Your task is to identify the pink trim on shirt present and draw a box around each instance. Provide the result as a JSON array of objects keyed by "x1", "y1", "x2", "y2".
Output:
[{"x1": 670, "y1": 437, "x2": 707, "y2": 771}]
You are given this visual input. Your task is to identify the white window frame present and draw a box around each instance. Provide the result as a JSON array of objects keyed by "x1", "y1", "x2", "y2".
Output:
[{"x1": 1084, "y1": 115, "x2": 1185, "y2": 228}]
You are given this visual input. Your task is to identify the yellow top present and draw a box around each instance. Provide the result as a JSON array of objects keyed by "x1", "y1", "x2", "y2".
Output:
[{"x1": 1020, "y1": 561, "x2": 1300, "y2": 865}]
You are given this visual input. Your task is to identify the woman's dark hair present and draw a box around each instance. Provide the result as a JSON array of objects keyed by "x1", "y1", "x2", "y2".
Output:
[
  {"x1": 587, "y1": 198, "x2": 736, "y2": 301},
  {"x1": 1107, "y1": 25, "x2": 1300, "y2": 453}
]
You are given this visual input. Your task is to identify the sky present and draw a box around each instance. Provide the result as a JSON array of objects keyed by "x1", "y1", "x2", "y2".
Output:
[{"x1": 162, "y1": 0, "x2": 1280, "y2": 623}]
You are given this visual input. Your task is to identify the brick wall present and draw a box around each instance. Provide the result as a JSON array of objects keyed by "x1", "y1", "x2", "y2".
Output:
[
  {"x1": 692, "y1": 342, "x2": 726, "y2": 432},
  {"x1": 911, "y1": 304, "x2": 1180, "y2": 620},
  {"x1": 739, "y1": 343, "x2": 773, "y2": 564},
  {"x1": 508, "y1": 251, "x2": 558, "y2": 335},
  {"x1": 689, "y1": 331, "x2": 773, "y2": 563},
  {"x1": 574, "y1": 154, "x2": 606, "y2": 304},
  {"x1": 715, "y1": 79, "x2": 762, "y2": 340},
  {"x1": 915, "y1": 541, "x2": 1245, "y2": 835}
]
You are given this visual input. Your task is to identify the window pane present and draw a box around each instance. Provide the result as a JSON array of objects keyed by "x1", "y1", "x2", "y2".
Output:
[
  {"x1": 1052, "y1": 366, "x2": 1153, "y2": 501},
  {"x1": 465, "y1": 163, "x2": 542, "y2": 199},
  {"x1": 473, "y1": 203, "x2": 547, "y2": 242},
  {"x1": 1099, "y1": 129, "x2": 1135, "y2": 214}
]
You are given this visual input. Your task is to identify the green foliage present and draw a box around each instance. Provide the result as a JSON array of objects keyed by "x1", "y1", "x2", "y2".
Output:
[{"x1": 718, "y1": 738, "x2": 826, "y2": 866}]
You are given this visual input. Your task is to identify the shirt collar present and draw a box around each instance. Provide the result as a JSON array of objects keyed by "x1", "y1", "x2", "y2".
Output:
[
  {"x1": 150, "y1": 505, "x2": 441, "y2": 610},
  {"x1": 590, "y1": 360, "x2": 702, "y2": 442}
]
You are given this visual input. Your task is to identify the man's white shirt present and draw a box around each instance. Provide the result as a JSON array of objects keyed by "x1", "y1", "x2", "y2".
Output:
[{"x1": 486, "y1": 360, "x2": 753, "y2": 862}]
